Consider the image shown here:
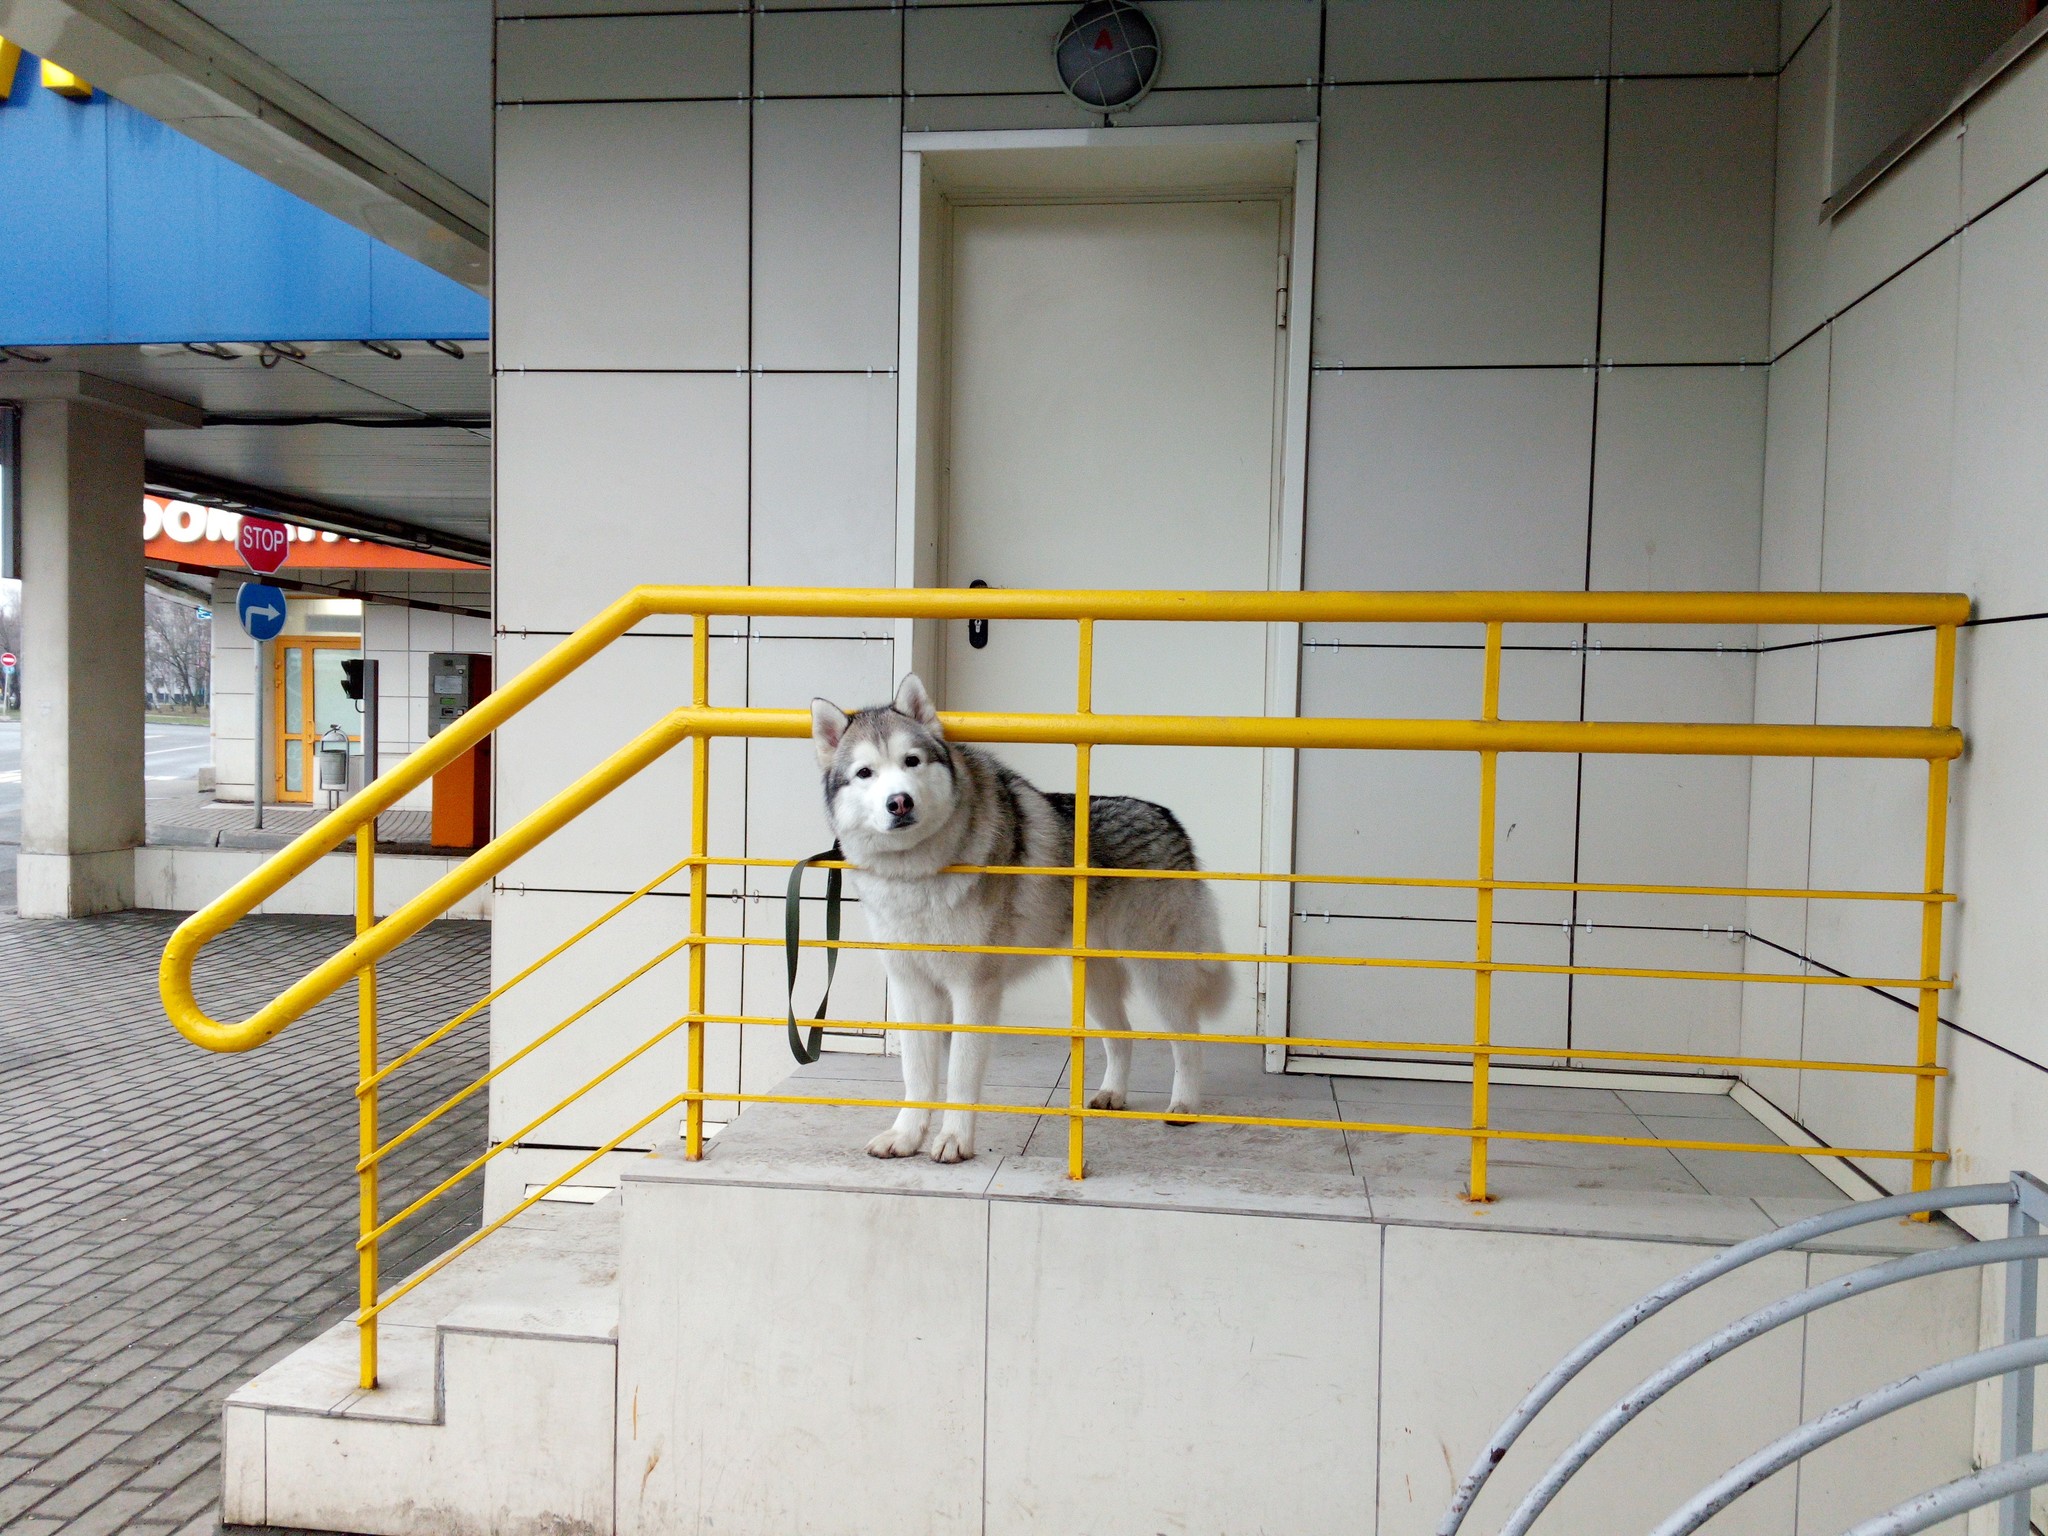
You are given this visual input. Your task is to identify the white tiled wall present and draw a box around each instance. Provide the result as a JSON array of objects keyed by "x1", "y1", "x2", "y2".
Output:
[
  {"x1": 1740, "y1": 26, "x2": 2048, "y2": 1212},
  {"x1": 1600, "y1": 78, "x2": 1777, "y2": 367},
  {"x1": 495, "y1": 370, "x2": 749, "y2": 635},
  {"x1": 490, "y1": 1, "x2": 2048, "y2": 1192},
  {"x1": 1300, "y1": 53, "x2": 1772, "y2": 1067},
  {"x1": 1323, "y1": 0, "x2": 1609, "y2": 82},
  {"x1": 1313, "y1": 81, "x2": 1606, "y2": 368}
]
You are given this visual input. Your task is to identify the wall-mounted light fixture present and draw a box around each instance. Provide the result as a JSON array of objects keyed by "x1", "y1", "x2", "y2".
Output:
[{"x1": 1054, "y1": 1, "x2": 1161, "y2": 116}]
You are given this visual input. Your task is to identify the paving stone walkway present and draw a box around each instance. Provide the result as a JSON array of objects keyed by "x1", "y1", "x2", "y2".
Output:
[
  {"x1": 143, "y1": 796, "x2": 436, "y2": 854},
  {"x1": 0, "y1": 904, "x2": 489, "y2": 1535}
]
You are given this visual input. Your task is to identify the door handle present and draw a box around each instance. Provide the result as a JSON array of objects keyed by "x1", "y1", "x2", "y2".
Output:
[{"x1": 968, "y1": 579, "x2": 990, "y2": 649}]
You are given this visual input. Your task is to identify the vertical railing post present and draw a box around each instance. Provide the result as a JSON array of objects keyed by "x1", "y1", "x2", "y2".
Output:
[
  {"x1": 1068, "y1": 618, "x2": 1094, "y2": 1182},
  {"x1": 2002, "y1": 1180, "x2": 2042, "y2": 1536},
  {"x1": 354, "y1": 828, "x2": 379, "y2": 1389},
  {"x1": 685, "y1": 613, "x2": 709, "y2": 1160},
  {"x1": 1913, "y1": 622, "x2": 1957, "y2": 1195},
  {"x1": 1469, "y1": 620, "x2": 1503, "y2": 1203}
]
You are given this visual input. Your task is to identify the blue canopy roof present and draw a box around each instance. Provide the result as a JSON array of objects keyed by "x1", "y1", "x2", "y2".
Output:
[{"x1": 0, "y1": 49, "x2": 487, "y2": 347}]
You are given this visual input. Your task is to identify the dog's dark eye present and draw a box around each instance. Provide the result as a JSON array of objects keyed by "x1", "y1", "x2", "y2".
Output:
[
  {"x1": 903, "y1": 754, "x2": 921, "y2": 768},
  {"x1": 854, "y1": 767, "x2": 873, "y2": 780}
]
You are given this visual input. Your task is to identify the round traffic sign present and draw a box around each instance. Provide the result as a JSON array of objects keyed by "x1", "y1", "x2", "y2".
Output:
[
  {"x1": 0, "y1": 652, "x2": 15, "y2": 670},
  {"x1": 238, "y1": 515, "x2": 291, "y2": 575},
  {"x1": 237, "y1": 582, "x2": 288, "y2": 642}
]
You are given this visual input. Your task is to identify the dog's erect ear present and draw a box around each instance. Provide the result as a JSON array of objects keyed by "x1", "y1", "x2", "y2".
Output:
[
  {"x1": 811, "y1": 699, "x2": 850, "y2": 768},
  {"x1": 894, "y1": 673, "x2": 941, "y2": 732}
]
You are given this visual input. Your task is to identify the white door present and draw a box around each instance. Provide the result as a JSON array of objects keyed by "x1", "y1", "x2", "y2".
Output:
[{"x1": 940, "y1": 197, "x2": 1287, "y2": 1034}]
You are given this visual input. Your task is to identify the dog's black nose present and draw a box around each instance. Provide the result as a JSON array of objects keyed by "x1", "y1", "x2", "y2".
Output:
[{"x1": 885, "y1": 792, "x2": 914, "y2": 819}]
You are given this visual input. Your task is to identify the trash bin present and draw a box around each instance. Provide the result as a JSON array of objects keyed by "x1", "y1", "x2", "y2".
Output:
[{"x1": 317, "y1": 725, "x2": 352, "y2": 806}]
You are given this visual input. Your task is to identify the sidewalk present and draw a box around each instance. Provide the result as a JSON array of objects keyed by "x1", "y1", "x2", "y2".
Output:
[
  {"x1": 144, "y1": 790, "x2": 436, "y2": 855},
  {"x1": 0, "y1": 903, "x2": 489, "y2": 1535}
]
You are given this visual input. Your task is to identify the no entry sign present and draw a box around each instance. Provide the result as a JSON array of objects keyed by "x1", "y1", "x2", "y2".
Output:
[
  {"x1": 237, "y1": 515, "x2": 291, "y2": 575},
  {"x1": 0, "y1": 652, "x2": 15, "y2": 671}
]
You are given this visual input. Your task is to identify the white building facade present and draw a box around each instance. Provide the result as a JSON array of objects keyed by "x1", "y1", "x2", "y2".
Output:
[{"x1": 486, "y1": 0, "x2": 2048, "y2": 1209}]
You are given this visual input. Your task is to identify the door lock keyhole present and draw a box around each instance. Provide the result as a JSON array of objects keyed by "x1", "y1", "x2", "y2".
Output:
[{"x1": 968, "y1": 579, "x2": 990, "y2": 649}]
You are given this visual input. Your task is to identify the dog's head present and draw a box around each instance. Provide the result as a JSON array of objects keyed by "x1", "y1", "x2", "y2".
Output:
[{"x1": 812, "y1": 674, "x2": 959, "y2": 855}]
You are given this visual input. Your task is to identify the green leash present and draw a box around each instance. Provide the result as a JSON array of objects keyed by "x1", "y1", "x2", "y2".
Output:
[{"x1": 784, "y1": 843, "x2": 844, "y2": 1064}]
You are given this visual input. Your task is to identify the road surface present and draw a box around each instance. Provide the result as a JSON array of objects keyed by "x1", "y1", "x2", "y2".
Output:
[{"x1": 0, "y1": 719, "x2": 210, "y2": 842}]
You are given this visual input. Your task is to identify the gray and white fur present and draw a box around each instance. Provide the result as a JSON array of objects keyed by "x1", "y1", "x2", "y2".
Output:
[{"x1": 812, "y1": 674, "x2": 1232, "y2": 1163}]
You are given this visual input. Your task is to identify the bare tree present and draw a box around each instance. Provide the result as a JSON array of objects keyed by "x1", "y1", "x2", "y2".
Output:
[{"x1": 144, "y1": 586, "x2": 211, "y2": 712}]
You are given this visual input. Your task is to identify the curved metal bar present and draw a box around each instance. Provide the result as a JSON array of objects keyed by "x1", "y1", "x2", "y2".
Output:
[
  {"x1": 159, "y1": 588, "x2": 659, "y2": 1053},
  {"x1": 1650, "y1": 1334, "x2": 2048, "y2": 1536},
  {"x1": 1837, "y1": 1447, "x2": 2048, "y2": 1536},
  {"x1": 160, "y1": 584, "x2": 1968, "y2": 1055},
  {"x1": 1496, "y1": 1234, "x2": 2048, "y2": 1536},
  {"x1": 1436, "y1": 1180, "x2": 2015, "y2": 1535}
]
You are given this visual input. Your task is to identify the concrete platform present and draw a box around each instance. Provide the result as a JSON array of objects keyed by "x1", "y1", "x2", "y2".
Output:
[
  {"x1": 223, "y1": 1049, "x2": 1981, "y2": 1536},
  {"x1": 617, "y1": 1049, "x2": 1974, "y2": 1536},
  {"x1": 148, "y1": 794, "x2": 436, "y2": 852},
  {"x1": 135, "y1": 844, "x2": 490, "y2": 919},
  {"x1": 135, "y1": 787, "x2": 492, "y2": 921}
]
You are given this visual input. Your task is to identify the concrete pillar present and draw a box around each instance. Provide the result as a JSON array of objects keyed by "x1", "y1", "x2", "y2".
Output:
[{"x1": 2, "y1": 374, "x2": 200, "y2": 916}]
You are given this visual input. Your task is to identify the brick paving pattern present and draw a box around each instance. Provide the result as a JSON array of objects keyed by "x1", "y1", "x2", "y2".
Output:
[{"x1": 0, "y1": 907, "x2": 490, "y2": 1535}]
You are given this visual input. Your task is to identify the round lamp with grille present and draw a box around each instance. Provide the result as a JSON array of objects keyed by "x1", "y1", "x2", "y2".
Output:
[{"x1": 1054, "y1": 1, "x2": 1162, "y2": 114}]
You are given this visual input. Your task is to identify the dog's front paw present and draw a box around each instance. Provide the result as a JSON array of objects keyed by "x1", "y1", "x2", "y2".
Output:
[
  {"x1": 1087, "y1": 1086, "x2": 1127, "y2": 1110},
  {"x1": 928, "y1": 1130, "x2": 975, "y2": 1164},
  {"x1": 866, "y1": 1125, "x2": 927, "y2": 1159}
]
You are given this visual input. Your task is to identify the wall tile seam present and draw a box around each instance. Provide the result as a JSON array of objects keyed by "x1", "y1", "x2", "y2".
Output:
[
  {"x1": 1362, "y1": 1215, "x2": 1822, "y2": 1250},
  {"x1": 1310, "y1": 361, "x2": 1769, "y2": 372},
  {"x1": 498, "y1": 91, "x2": 893, "y2": 105},
  {"x1": 1303, "y1": 643, "x2": 1765, "y2": 654},
  {"x1": 495, "y1": 629, "x2": 882, "y2": 642},
  {"x1": 1293, "y1": 913, "x2": 1753, "y2": 933},
  {"x1": 1325, "y1": 71, "x2": 1786, "y2": 88},
  {"x1": 496, "y1": 83, "x2": 1334, "y2": 106},
  {"x1": 494, "y1": 81, "x2": 1795, "y2": 113},
  {"x1": 491, "y1": 367, "x2": 896, "y2": 376},
  {"x1": 1781, "y1": 3, "x2": 1833, "y2": 78},
  {"x1": 1769, "y1": 147, "x2": 2048, "y2": 371},
  {"x1": 1743, "y1": 928, "x2": 2048, "y2": 1079}
]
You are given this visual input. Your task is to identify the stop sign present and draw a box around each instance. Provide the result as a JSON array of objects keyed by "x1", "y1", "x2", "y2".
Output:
[{"x1": 237, "y1": 515, "x2": 291, "y2": 575}]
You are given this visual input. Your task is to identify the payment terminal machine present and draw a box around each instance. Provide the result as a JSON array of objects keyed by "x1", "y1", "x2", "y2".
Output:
[{"x1": 428, "y1": 652, "x2": 492, "y2": 849}]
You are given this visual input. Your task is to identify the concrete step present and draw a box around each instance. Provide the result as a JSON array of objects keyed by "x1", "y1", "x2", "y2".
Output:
[{"x1": 222, "y1": 1198, "x2": 619, "y2": 1536}]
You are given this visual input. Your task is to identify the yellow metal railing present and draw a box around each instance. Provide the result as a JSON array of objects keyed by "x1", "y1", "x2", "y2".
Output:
[{"x1": 158, "y1": 586, "x2": 1968, "y2": 1391}]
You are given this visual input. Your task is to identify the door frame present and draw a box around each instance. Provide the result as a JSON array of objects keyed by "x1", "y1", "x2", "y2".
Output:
[
  {"x1": 892, "y1": 123, "x2": 1318, "y2": 1050},
  {"x1": 270, "y1": 635, "x2": 363, "y2": 804}
]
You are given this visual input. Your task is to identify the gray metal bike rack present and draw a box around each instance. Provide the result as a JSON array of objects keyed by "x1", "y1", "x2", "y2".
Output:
[{"x1": 1438, "y1": 1171, "x2": 2048, "y2": 1536}]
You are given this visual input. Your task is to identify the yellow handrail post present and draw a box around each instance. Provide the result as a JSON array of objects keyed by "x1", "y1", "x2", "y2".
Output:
[
  {"x1": 1069, "y1": 618, "x2": 1094, "y2": 1181},
  {"x1": 1912, "y1": 621, "x2": 1958, "y2": 1197},
  {"x1": 354, "y1": 828, "x2": 379, "y2": 1388},
  {"x1": 1469, "y1": 621, "x2": 1503, "y2": 1203},
  {"x1": 686, "y1": 615, "x2": 710, "y2": 1160}
]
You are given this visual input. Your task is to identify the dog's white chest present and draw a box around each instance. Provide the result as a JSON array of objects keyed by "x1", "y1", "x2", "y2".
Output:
[{"x1": 854, "y1": 871, "x2": 983, "y2": 945}]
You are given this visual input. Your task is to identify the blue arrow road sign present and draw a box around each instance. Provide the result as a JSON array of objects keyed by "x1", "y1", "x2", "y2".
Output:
[{"x1": 237, "y1": 582, "x2": 287, "y2": 641}]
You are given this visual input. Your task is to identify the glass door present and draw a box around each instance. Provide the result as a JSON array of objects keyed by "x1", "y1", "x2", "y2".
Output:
[{"x1": 272, "y1": 639, "x2": 361, "y2": 803}]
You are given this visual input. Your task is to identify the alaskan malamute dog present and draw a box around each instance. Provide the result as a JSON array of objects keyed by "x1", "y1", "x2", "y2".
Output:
[{"x1": 812, "y1": 674, "x2": 1232, "y2": 1163}]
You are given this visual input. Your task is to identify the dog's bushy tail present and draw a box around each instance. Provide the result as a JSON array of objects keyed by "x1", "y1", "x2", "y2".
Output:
[{"x1": 1132, "y1": 878, "x2": 1234, "y2": 1023}]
